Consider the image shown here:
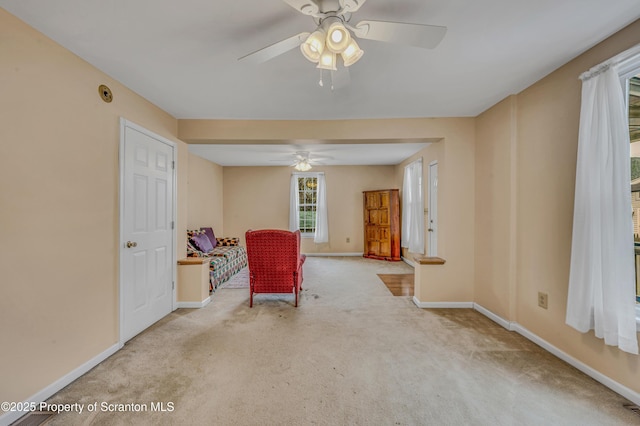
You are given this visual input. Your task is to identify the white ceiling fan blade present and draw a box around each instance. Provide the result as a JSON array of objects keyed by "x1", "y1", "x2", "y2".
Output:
[
  {"x1": 282, "y1": 0, "x2": 320, "y2": 16},
  {"x1": 238, "y1": 32, "x2": 310, "y2": 64},
  {"x1": 339, "y1": 0, "x2": 367, "y2": 13},
  {"x1": 353, "y1": 20, "x2": 447, "y2": 49}
]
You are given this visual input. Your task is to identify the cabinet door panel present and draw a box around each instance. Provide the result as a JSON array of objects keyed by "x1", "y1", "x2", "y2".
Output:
[
  {"x1": 367, "y1": 240, "x2": 380, "y2": 255},
  {"x1": 379, "y1": 226, "x2": 390, "y2": 241},
  {"x1": 378, "y1": 240, "x2": 391, "y2": 257},
  {"x1": 369, "y1": 209, "x2": 380, "y2": 225},
  {"x1": 379, "y1": 209, "x2": 389, "y2": 225},
  {"x1": 379, "y1": 191, "x2": 390, "y2": 208},
  {"x1": 366, "y1": 225, "x2": 379, "y2": 241},
  {"x1": 366, "y1": 193, "x2": 380, "y2": 209}
]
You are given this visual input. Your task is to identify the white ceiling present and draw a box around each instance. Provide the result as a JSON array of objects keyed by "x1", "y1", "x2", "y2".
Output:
[{"x1": 3, "y1": 0, "x2": 639, "y2": 166}]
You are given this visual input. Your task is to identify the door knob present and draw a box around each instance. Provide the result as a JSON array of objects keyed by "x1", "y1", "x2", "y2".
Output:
[
  {"x1": 428, "y1": 228, "x2": 434, "y2": 232},
  {"x1": 126, "y1": 241, "x2": 138, "y2": 248}
]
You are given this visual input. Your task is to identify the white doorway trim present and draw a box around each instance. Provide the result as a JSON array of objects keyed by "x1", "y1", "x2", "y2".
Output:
[
  {"x1": 428, "y1": 160, "x2": 438, "y2": 256},
  {"x1": 118, "y1": 118, "x2": 177, "y2": 345}
]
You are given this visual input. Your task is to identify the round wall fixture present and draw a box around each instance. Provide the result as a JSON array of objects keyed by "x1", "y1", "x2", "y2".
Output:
[{"x1": 98, "y1": 84, "x2": 113, "y2": 103}]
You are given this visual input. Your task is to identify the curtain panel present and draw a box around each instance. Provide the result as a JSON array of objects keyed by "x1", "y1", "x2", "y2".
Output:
[
  {"x1": 401, "y1": 159, "x2": 425, "y2": 254},
  {"x1": 289, "y1": 174, "x2": 300, "y2": 232},
  {"x1": 314, "y1": 173, "x2": 329, "y2": 243},
  {"x1": 566, "y1": 60, "x2": 638, "y2": 354}
]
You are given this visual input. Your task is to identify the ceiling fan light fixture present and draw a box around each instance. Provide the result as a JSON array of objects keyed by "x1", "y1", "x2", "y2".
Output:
[
  {"x1": 325, "y1": 22, "x2": 351, "y2": 53},
  {"x1": 316, "y1": 50, "x2": 337, "y2": 71},
  {"x1": 341, "y1": 39, "x2": 364, "y2": 66},
  {"x1": 300, "y1": 29, "x2": 326, "y2": 62},
  {"x1": 294, "y1": 159, "x2": 312, "y2": 171},
  {"x1": 240, "y1": 1, "x2": 449, "y2": 85}
]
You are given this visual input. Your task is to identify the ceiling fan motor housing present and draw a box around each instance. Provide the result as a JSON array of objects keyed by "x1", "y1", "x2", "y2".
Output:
[{"x1": 314, "y1": 0, "x2": 363, "y2": 16}]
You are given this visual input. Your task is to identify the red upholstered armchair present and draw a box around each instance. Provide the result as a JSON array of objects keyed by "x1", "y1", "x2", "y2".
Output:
[{"x1": 245, "y1": 229, "x2": 306, "y2": 307}]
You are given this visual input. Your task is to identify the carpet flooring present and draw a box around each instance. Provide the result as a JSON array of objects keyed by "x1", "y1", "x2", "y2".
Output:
[{"x1": 39, "y1": 257, "x2": 637, "y2": 425}]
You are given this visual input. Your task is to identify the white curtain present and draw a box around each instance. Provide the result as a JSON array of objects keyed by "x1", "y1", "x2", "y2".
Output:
[
  {"x1": 289, "y1": 174, "x2": 299, "y2": 231},
  {"x1": 314, "y1": 173, "x2": 329, "y2": 243},
  {"x1": 401, "y1": 159, "x2": 425, "y2": 254},
  {"x1": 566, "y1": 61, "x2": 638, "y2": 354}
]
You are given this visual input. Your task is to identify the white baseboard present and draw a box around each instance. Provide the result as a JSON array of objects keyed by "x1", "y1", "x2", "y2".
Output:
[
  {"x1": 176, "y1": 296, "x2": 211, "y2": 309},
  {"x1": 0, "y1": 343, "x2": 121, "y2": 426},
  {"x1": 401, "y1": 256, "x2": 416, "y2": 268},
  {"x1": 510, "y1": 322, "x2": 640, "y2": 406},
  {"x1": 471, "y1": 304, "x2": 640, "y2": 406},
  {"x1": 412, "y1": 300, "x2": 640, "y2": 405},
  {"x1": 473, "y1": 303, "x2": 516, "y2": 331},
  {"x1": 412, "y1": 297, "x2": 473, "y2": 309}
]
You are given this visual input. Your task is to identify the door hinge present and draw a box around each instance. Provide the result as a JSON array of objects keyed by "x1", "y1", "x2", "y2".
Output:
[
  {"x1": 171, "y1": 221, "x2": 174, "y2": 229},
  {"x1": 172, "y1": 281, "x2": 175, "y2": 290},
  {"x1": 172, "y1": 161, "x2": 175, "y2": 169}
]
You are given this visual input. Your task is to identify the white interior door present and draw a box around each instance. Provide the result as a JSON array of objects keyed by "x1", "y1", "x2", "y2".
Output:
[
  {"x1": 428, "y1": 161, "x2": 438, "y2": 256},
  {"x1": 120, "y1": 120, "x2": 175, "y2": 343}
]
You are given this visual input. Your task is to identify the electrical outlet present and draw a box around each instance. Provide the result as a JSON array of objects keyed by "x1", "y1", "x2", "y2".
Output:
[
  {"x1": 538, "y1": 292, "x2": 548, "y2": 309},
  {"x1": 346, "y1": 237, "x2": 350, "y2": 243}
]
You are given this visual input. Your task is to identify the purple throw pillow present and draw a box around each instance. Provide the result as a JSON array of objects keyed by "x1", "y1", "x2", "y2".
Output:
[
  {"x1": 191, "y1": 232, "x2": 214, "y2": 253},
  {"x1": 200, "y1": 227, "x2": 217, "y2": 249}
]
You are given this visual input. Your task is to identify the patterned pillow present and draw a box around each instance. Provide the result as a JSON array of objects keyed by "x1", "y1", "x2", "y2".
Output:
[
  {"x1": 200, "y1": 227, "x2": 218, "y2": 249},
  {"x1": 191, "y1": 232, "x2": 214, "y2": 253},
  {"x1": 187, "y1": 230, "x2": 212, "y2": 257}
]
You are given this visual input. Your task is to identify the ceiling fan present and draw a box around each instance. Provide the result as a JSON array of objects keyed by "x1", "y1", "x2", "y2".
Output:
[
  {"x1": 239, "y1": 0, "x2": 447, "y2": 79},
  {"x1": 271, "y1": 151, "x2": 332, "y2": 171}
]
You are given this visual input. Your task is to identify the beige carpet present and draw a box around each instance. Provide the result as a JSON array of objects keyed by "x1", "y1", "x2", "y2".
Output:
[{"x1": 40, "y1": 257, "x2": 637, "y2": 425}]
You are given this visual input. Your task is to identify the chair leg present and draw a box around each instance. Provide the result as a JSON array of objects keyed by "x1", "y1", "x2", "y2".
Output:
[
  {"x1": 295, "y1": 289, "x2": 298, "y2": 307},
  {"x1": 250, "y1": 291, "x2": 253, "y2": 308}
]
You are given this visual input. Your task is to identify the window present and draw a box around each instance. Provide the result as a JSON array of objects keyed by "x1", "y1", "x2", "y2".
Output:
[
  {"x1": 618, "y1": 50, "x2": 640, "y2": 329},
  {"x1": 625, "y1": 68, "x2": 640, "y2": 305},
  {"x1": 297, "y1": 175, "x2": 318, "y2": 234},
  {"x1": 289, "y1": 172, "x2": 328, "y2": 243}
]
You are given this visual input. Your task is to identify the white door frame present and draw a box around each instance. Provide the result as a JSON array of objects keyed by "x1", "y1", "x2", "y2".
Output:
[
  {"x1": 428, "y1": 160, "x2": 438, "y2": 256},
  {"x1": 118, "y1": 118, "x2": 177, "y2": 345}
]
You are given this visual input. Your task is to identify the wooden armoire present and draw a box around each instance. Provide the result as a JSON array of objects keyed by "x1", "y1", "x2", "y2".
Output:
[{"x1": 363, "y1": 189, "x2": 401, "y2": 261}]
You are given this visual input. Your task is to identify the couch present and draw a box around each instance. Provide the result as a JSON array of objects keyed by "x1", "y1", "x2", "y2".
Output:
[{"x1": 187, "y1": 227, "x2": 248, "y2": 291}]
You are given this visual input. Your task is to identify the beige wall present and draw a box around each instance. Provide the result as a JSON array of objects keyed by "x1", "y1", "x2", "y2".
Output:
[
  {"x1": 474, "y1": 96, "x2": 517, "y2": 320},
  {"x1": 223, "y1": 165, "x2": 396, "y2": 253},
  {"x1": 182, "y1": 117, "x2": 476, "y2": 301},
  {"x1": 0, "y1": 9, "x2": 187, "y2": 404},
  {"x1": 475, "y1": 19, "x2": 640, "y2": 393},
  {"x1": 187, "y1": 152, "x2": 224, "y2": 232},
  {"x1": 179, "y1": 117, "x2": 456, "y2": 143},
  {"x1": 395, "y1": 126, "x2": 476, "y2": 303},
  {"x1": 396, "y1": 142, "x2": 445, "y2": 259},
  {"x1": 3, "y1": 2, "x2": 640, "y2": 413}
]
